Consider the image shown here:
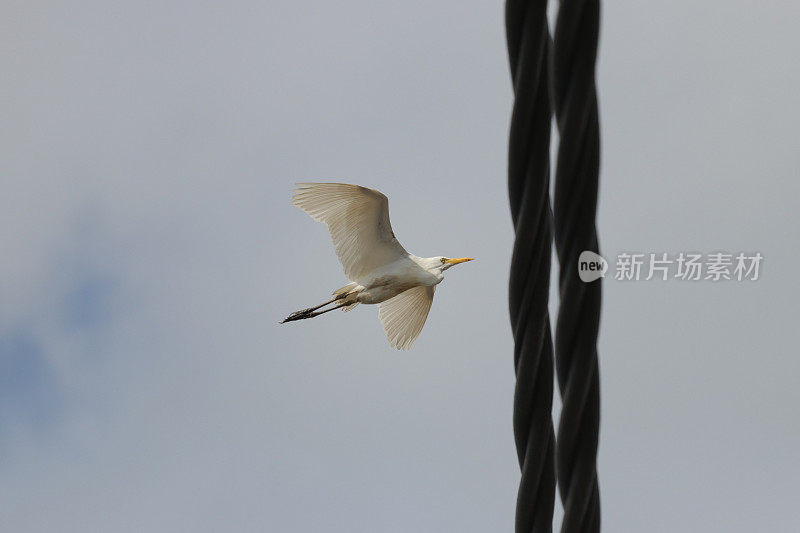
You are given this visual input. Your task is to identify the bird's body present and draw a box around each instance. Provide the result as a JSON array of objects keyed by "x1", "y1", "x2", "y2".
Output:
[
  {"x1": 352, "y1": 255, "x2": 442, "y2": 304},
  {"x1": 283, "y1": 183, "x2": 472, "y2": 349}
]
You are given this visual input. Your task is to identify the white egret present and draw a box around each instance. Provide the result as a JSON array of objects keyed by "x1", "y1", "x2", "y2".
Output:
[{"x1": 282, "y1": 183, "x2": 473, "y2": 349}]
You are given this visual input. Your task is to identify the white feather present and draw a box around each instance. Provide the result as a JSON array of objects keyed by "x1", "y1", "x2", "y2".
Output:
[
  {"x1": 292, "y1": 183, "x2": 408, "y2": 283},
  {"x1": 378, "y1": 286, "x2": 435, "y2": 350}
]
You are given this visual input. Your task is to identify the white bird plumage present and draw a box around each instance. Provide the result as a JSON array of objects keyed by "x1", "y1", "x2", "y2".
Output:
[{"x1": 283, "y1": 182, "x2": 473, "y2": 350}]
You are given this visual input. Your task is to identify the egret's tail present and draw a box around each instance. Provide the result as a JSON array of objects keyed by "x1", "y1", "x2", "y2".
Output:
[
  {"x1": 281, "y1": 284, "x2": 360, "y2": 323},
  {"x1": 333, "y1": 282, "x2": 361, "y2": 312}
]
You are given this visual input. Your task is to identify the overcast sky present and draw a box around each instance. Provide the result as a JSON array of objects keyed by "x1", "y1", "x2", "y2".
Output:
[{"x1": 2, "y1": 1, "x2": 799, "y2": 531}]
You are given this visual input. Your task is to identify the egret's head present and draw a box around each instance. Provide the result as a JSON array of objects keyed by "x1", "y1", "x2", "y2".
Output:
[{"x1": 437, "y1": 256, "x2": 474, "y2": 271}]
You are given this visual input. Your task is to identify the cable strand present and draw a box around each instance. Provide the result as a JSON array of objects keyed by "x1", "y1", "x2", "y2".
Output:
[
  {"x1": 551, "y1": 0, "x2": 602, "y2": 531},
  {"x1": 506, "y1": 1, "x2": 557, "y2": 531}
]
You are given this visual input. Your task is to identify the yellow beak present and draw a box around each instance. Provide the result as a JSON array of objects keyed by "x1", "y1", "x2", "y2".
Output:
[{"x1": 445, "y1": 257, "x2": 474, "y2": 265}]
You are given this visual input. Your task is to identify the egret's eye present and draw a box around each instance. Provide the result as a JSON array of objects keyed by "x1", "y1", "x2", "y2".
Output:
[{"x1": 440, "y1": 257, "x2": 447, "y2": 264}]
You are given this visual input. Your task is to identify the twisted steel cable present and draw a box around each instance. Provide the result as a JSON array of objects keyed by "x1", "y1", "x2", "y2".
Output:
[
  {"x1": 551, "y1": 1, "x2": 602, "y2": 531},
  {"x1": 505, "y1": 1, "x2": 556, "y2": 531}
]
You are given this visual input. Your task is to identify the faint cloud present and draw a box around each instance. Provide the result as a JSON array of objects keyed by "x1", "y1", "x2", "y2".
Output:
[
  {"x1": 62, "y1": 276, "x2": 118, "y2": 332},
  {"x1": 0, "y1": 329, "x2": 60, "y2": 437},
  {"x1": 0, "y1": 208, "x2": 124, "y2": 447}
]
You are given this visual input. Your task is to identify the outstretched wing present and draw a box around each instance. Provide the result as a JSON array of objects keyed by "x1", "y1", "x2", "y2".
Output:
[
  {"x1": 378, "y1": 286, "x2": 435, "y2": 350},
  {"x1": 292, "y1": 183, "x2": 408, "y2": 282}
]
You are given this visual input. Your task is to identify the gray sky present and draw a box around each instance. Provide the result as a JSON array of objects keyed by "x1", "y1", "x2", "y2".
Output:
[{"x1": 2, "y1": 1, "x2": 799, "y2": 531}]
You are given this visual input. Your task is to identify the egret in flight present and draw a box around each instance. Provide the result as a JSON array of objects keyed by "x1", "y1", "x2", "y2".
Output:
[{"x1": 282, "y1": 183, "x2": 473, "y2": 349}]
